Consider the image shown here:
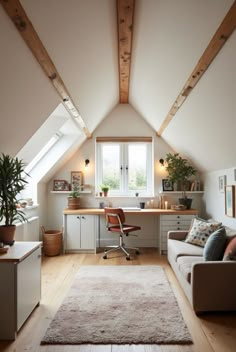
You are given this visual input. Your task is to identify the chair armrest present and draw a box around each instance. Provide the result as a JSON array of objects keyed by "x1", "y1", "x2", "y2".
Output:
[
  {"x1": 191, "y1": 261, "x2": 236, "y2": 312},
  {"x1": 168, "y1": 231, "x2": 188, "y2": 241}
]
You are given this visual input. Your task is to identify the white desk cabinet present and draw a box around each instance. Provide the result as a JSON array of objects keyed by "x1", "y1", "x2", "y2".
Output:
[
  {"x1": 64, "y1": 214, "x2": 97, "y2": 253},
  {"x1": 160, "y1": 214, "x2": 195, "y2": 254},
  {"x1": 0, "y1": 242, "x2": 42, "y2": 340}
]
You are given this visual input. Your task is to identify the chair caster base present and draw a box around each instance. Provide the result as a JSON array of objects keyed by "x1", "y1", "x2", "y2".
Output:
[
  {"x1": 103, "y1": 255, "x2": 107, "y2": 259},
  {"x1": 126, "y1": 256, "x2": 130, "y2": 261},
  {"x1": 136, "y1": 250, "x2": 140, "y2": 255}
]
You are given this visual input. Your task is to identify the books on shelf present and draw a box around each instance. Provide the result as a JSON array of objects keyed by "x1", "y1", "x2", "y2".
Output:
[{"x1": 190, "y1": 180, "x2": 201, "y2": 191}]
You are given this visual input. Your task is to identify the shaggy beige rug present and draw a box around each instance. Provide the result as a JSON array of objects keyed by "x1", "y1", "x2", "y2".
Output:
[{"x1": 41, "y1": 265, "x2": 192, "y2": 345}]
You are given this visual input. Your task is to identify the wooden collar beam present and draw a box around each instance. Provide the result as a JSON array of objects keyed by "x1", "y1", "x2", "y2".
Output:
[
  {"x1": 157, "y1": 1, "x2": 236, "y2": 136},
  {"x1": 1, "y1": 0, "x2": 91, "y2": 138},
  {"x1": 117, "y1": 0, "x2": 135, "y2": 103}
]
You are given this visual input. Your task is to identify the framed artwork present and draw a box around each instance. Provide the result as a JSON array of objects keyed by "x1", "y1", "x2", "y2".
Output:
[
  {"x1": 53, "y1": 179, "x2": 67, "y2": 191},
  {"x1": 71, "y1": 171, "x2": 83, "y2": 190},
  {"x1": 162, "y1": 179, "x2": 173, "y2": 191},
  {"x1": 219, "y1": 175, "x2": 226, "y2": 193},
  {"x1": 225, "y1": 185, "x2": 235, "y2": 217}
]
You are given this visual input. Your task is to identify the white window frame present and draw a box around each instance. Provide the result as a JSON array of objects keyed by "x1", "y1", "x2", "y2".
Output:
[{"x1": 96, "y1": 138, "x2": 154, "y2": 197}]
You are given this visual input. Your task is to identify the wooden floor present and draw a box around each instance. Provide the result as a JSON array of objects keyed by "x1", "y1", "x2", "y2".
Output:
[{"x1": 0, "y1": 248, "x2": 236, "y2": 352}]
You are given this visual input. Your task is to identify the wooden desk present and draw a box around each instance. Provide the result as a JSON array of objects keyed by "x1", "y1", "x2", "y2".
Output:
[
  {"x1": 63, "y1": 208, "x2": 198, "y2": 215},
  {"x1": 63, "y1": 208, "x2": 198, "y2": 253}
]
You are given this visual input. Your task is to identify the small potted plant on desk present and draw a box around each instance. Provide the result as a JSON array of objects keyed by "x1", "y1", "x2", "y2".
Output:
[
  {"x1": 101, "y1": 184, "x2": 109, "y2": 197},
  {"x1": 0, "y1": 153, "x2": 28, "y2": 244},
  {"x1": 68, "y1": 185, "x2": 80, "y2": 209},
  {"x1": 165, "y1": 153, "x2": 196, "y2": 209}
]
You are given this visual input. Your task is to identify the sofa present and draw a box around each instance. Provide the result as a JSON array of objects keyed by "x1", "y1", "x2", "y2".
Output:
[{"x1": 167, "y1": 219, "x2": 236, "y2": 314}]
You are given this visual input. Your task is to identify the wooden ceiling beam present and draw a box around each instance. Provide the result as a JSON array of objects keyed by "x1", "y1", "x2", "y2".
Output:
[
  {"x1": 117, "y1": 0, "x2": 135, "y2": 103},
  {"x1": 0, "y1": 0, "x2": 91, "y2": 138},
  {"x1": 157, "y1": 1, "x2": 236, "y2": 136}
]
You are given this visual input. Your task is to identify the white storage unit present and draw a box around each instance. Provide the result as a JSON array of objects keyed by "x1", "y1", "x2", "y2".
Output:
[
  {"x1": 64, "y1": 214, "x2": 98, "y2": 253},
  {"x1": 160, "y1": 214, "x2": 195, "y2": 254},
  {"x1": 0, "y1": 242, "x2": 41, "y2": 340}
]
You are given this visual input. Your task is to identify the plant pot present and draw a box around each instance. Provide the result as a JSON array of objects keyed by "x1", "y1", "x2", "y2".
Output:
[
  {"x1": 179, "y1": 198, "x2": 192, "y2": 210},
  {"x1": 103, "y1": 191, "x2": 108, "y2": 197},
  {"x1": 68, "y1": 197, "x2": 80, "y2": 210},
  {"x1": 0, "y1": 225, "x2": 16, "y2": 244}
]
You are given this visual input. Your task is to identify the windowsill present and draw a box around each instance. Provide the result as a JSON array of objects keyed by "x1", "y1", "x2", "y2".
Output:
[{"x1": 95, "y1": 195, "x2": 155, "y2": 199}]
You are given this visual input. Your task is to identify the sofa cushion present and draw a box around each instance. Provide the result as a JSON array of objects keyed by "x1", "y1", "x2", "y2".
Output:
[
  {"x1": 223, "y1": 236, "x2": 236, "y2": 261},
  {"x1": 168, "y1": 239, "x2": 203, "y2": 262},
  {"x1": 177, "y1": 256, "x2": 204, "y2": 283},
  {"x1": 185, "y1": 218, "x2": 222, "y2": 247},
  {"x1": 203, "y1": 227, "x2": 227, "y2": 261}
]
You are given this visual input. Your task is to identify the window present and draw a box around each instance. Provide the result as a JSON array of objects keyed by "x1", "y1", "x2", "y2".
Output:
[
  {"x1": 24, "y1": 133, "x2": 62, "y2": 174},
  {"x1": 96, "y1": 137, "x2": 153, "y2": 196}
]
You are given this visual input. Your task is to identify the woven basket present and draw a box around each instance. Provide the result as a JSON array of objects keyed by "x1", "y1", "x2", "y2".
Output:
[{"x1": 41, "y1": 226, "x2": 63, "y2": 256}]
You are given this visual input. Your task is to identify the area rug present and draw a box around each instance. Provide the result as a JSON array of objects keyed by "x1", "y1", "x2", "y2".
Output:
[{"x1": 41, "y1": 265, "x2": 192, "y2": 345}]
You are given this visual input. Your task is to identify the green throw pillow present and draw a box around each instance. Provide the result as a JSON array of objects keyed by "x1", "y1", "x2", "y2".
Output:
[{"x1": 203, "y1": 227, "x2": 227, "y2": 261}]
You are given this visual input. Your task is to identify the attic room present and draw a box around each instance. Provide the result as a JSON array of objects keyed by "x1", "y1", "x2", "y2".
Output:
[{"x1": 0, "y1": 0, "x2": 236, "y2": 350}]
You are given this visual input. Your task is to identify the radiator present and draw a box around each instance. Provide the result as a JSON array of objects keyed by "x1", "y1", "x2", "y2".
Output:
[{"x1": 15, "y1": 216, "x2": 39, "y2": 241}]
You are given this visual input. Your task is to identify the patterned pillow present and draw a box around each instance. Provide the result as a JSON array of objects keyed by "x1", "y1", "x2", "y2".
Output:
[{"x1": 185, "y1": 218, "x2": 222, "y2": 247}]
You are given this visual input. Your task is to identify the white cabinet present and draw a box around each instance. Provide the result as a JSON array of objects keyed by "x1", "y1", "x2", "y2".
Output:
[
  {"x1": 0, "y1": 242, "x2": 41, "y2": 340},
  {"x1": 160, "y1": 214, "x2": 195, "y2": 254},
  {"x1": 64, "y1": 214, "x2": 97, "y2": 253}
]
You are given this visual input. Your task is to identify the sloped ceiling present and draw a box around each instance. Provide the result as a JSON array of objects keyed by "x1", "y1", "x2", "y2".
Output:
[{"x1": 0, "y1": 0, "x2": 235, "y2": 172}]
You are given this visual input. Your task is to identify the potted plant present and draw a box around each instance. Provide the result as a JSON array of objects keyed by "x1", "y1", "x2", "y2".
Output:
[
  {"x1": 68, "y1": 184, "x2": 80, "y2": 209},
  {"x1": 101, "y1": 184, "x2": 109, "y2": 197},
  {"x1": 0, "y1": 153, "x2": 28, "y2": 244},
  {"x1": 165, "y1": 153, "x2": 196, "y2": 209}
]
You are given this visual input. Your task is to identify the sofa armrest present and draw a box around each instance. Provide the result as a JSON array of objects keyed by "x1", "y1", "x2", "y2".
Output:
[
  {"x1": 168, "y1": 231, "x2": 188, "y2": 241},
  {"x1": 191, "y1": 261, "x2": 236, "y2": 313}
]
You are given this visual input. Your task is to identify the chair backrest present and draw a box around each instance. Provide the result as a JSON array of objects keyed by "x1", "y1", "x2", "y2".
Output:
[{"x1": 104, "y1": 207, "x2": 125, "y2": 227}]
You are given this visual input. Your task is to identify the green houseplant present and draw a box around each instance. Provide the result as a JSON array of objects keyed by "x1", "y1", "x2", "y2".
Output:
[
  {"x1": 68, "y1": 184, "x2": 80, "y2": 209},
  {"x1": 165, "y1": 153, "x2": 196, "y2": 209},
  {"x1": 101, "y1": 184, "x2": 109, "y2": 197},
  {"x1": 0, "y1": 153, "x2": 28, "y2": 243}
]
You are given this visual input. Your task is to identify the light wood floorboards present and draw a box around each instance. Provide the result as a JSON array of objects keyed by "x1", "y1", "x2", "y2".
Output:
[{"x1": 0, "y1": 248, "x2": 236, "y2": 351}]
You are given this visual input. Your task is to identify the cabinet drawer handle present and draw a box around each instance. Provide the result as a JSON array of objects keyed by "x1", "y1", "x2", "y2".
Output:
[
  {"x1": 77, "y1": 216, "x2": 80, "y2": 220},
  {"x1": 82, "y1": 216, "x2": 85, "y2": 220},
  {"x1": 177, "y1": 227, "x2": 180, "y2": 230},
  {"x1": 177, "y1": 216, "x2": 180, "y2": 218},
  {"x1": 177, "y1": 221, "x2": 180, "y2": 224}
]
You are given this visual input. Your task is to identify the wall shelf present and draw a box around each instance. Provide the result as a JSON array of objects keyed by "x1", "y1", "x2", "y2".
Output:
[
  {"x1": 51, "y1": 190, "x2": 92, "y2": 194},
  {"x1": 159, "y1": 191, "x2": 204, "y2": 195}
]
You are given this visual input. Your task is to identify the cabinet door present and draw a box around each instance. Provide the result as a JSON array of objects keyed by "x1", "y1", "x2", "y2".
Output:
[
  {"x1": 17, "y1": 247, "x2": 41, "y2": 330},
  {"x1": 66, "y1": 215, "x2": 81, "y2": 250},
  {"x1": 80, "y1": 215, "x2": 96, "y2": 250}
]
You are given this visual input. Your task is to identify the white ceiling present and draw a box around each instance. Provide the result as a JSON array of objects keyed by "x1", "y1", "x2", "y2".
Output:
[{"x1": 0, "y1": 0, "x2": 235, "y2": 172}]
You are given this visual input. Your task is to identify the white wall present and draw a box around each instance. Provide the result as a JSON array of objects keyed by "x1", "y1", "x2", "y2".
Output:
[
  {"x1": 45, "y1": 104, "x2": 203, "y2": 231},
  {"x1": 203, "y1": 168, "x2": 236, "y2": 230}
]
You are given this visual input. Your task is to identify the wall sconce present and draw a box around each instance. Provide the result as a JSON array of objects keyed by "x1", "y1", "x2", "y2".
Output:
[
  {"x1": 85, "y1": 159, "x2": 90, "y2": 167},
  {"x1": 159, "y1": 158, "x2": 165, "y2": 167}
]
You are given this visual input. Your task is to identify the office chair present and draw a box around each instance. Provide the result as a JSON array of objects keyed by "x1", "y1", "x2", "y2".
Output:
[{"x1": 103, "y1": 207, "x2": 141, "y2": 260}]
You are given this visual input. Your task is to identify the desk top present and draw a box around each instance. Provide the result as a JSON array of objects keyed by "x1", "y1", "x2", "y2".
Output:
[{"x1": 63, "y1": 208, "x2": 198, "y2": 216}]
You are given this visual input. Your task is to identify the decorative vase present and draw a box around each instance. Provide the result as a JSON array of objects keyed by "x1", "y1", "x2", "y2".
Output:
[
  {"x1": 179, "y1": 198, "x2": 192, "y2": 210},
  {"x1": 0, "y1": 225, "x2": 16, "y2": 244}
]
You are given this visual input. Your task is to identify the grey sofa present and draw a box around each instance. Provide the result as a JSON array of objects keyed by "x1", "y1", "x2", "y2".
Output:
[{"x1": 167, "y1": 228, "x2": 236, "y2": 314}]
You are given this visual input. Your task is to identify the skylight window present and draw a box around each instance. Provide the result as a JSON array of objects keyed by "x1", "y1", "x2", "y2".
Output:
[{"x1": 24, "y1": 132, "x2": 62, "y2": 174}]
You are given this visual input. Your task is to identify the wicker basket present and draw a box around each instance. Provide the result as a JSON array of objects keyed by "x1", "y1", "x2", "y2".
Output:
[{"x1": 41, "y1": 226, "x2": 63, "y2": 256}]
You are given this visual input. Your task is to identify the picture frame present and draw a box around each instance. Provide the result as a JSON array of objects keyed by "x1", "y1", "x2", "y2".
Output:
[
  {"x1": 162, "y1": 179, "x2": 173, "y2": 191},
  {"x1": 71, "y1": 171, "x2": 83, "y2": 191},
  {"x1": 225, "y1": 185, "x2": 235, "y2": 217},
  {"x1": 219, "y1": 175, "x2": 226, "y2": 193},
  {"x1": 53, "y1": 179, "x2": 67, "y2": 191}
]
